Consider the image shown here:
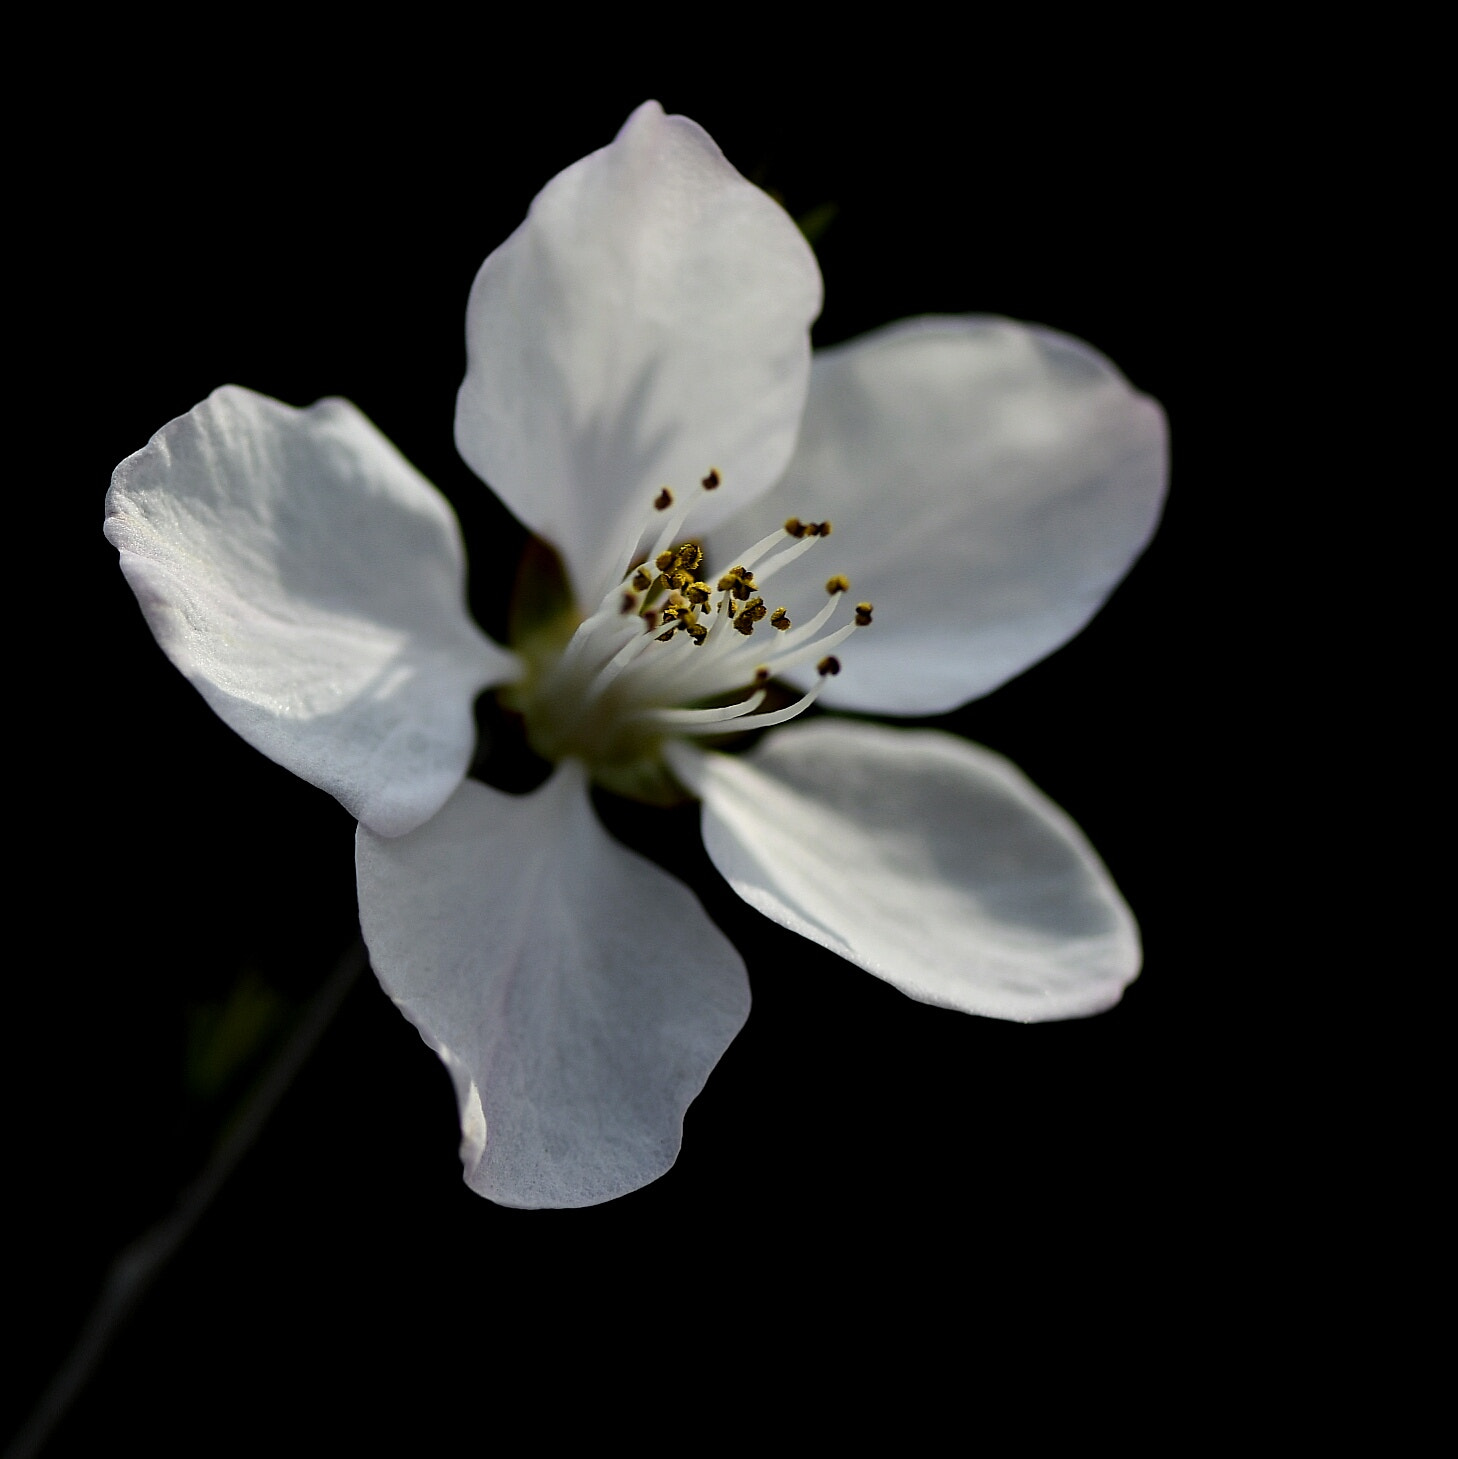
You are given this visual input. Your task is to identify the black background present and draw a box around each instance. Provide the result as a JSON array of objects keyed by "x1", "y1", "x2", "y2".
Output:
[{"x1": 16, "y1": 37, "x2": 1238, "y2": 1452}]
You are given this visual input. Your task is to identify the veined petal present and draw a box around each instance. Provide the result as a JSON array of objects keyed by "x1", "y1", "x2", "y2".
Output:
[
  {"x1": 711, "y1": 317, "x2": 1167, "y2": 715},
  {"x1": 355, "y1": 765, "x2": 750, "y2": 1209},
  {"x1": 106, "y1": 386, "x2": 516, "y2": 836},
  {"x1": 455, "y1": 100, "x2": 822, "y2": 606},
  {"x1": 669, "y1": 720, "x2": 1140, "y2": 1022}
]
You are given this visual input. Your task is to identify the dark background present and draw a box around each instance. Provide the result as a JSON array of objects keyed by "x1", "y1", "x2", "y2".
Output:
[{"x1": 17, "y1": 40, "x2": 1236, "y2": 1452}]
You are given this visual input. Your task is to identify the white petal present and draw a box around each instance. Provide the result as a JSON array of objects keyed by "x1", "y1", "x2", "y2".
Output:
[
  {"x1": 669, "y1": 720, "x2": 1139, "y2": 1022},
  {"x1": 710, "y1": 317, "x2": 1167, "y2": 715},
  {"x1": 105, "y1": 386, "x2": 516, "y2": 836},
  {"x1": 455, "y1": 101, "x2": 822, "y2": 606},
  {"x1": 355, "y1": 765, "x2": 750, "y2": 1209}
]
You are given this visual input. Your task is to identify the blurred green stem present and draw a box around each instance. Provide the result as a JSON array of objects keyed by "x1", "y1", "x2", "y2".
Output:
[{"x1": 7, "y1": 940, "x2": 366, "y2": 1459}]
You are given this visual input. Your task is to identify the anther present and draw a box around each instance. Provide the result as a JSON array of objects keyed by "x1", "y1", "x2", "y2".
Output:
[
  {"x1": 541, "y1": 482, "x2": 876, "y2": 765},
  {"x1": 733, "y1": 598, "x2": 767, "y2": 635},
  {"x1": 718, "y1": 566, "x2": 757, "y2": 600}
]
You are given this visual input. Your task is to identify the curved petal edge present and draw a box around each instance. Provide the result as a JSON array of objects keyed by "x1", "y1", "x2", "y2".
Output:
[
  {"x1": 106, "y1": 386, "x2": 518, "y2": 835},
  {"x1": 709, "y1": 315, "x2": 1168, "y2": 716},
  {"x1": 455, "y1": 100, "x2": 823, "y2": 606},
  {"x1": 356, "y1": 765, "x2": 750, "y2": 1208},
  {"x1": 670, "y1": 720, "x2": 1141, "y2": 1022}
]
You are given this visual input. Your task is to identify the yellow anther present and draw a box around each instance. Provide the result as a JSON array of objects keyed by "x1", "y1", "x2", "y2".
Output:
[
  {"x1": 656, "y1": 549, "x2": 676, "y2": 572},
  {"x1": 855, "y1": 602, "x2": 874, "y2": 626},
  {"x1": 631, "y1": 567, "x2": 653, "y2": 592},
  {"x1": 657, "y1": 627, "x2": 678, "y2": 642},
  {"x1": 818, "y1": 655, "x2": 841, "y2": 676},
  {"x1": 718, "y1": 566, "x2": 757, "y2": 600},
  {"x1": 733, "y1": 597, "x2": 767, "y2": 635},
  {"x1": 654, "y1": 488, "x2": 674, "y2": 511},
  {"x1": 666, "y1": 567, "x2": 693, "y2": 591},
  {"x1": 686, "y1": 581, "x2": 711, "y2": 605},
  {"x1": 826, "y1": 574, "x2": 850, "y2": 595},
  {"x1": 770, "y1": 607, "x2": 791, "y2": 631},
  {"x1": 677, "y1": 543, "x2": 703, "y2": 572},
  {"x1": 784, "y1": 516, "x2": 808, "y2": 538},
  {"x1": 686, "y1": 621, "x2": 708, "y2": 645},
  {"x1": 816, "y1": 520, "x2": 832, "y2": 537},
  {"x1": 701, "y1": 468, "x2": 722, "y2": 490}
]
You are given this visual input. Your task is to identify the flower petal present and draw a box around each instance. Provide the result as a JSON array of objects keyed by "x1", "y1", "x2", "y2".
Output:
[
  {"x1": 454, "y1": 101, "x2": 822, "y2": 606},
  {"x1": 355, "y1": 764, "x2": 751, "y2": 1208},
  {"x1": 669, "y1": 720, "x2": 1139, "y2": 1022},
  {"x1": 106, "y1": 386, "x2": 516, "y2": 836},
  {"x1": 711, "y1": 317, "x2": 1167, "y2": 715}
]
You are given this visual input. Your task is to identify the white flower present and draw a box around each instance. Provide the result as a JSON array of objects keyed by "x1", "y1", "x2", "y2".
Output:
[{"x1": 104, "y1": 102, "x2": 1167, "y2": 1209}]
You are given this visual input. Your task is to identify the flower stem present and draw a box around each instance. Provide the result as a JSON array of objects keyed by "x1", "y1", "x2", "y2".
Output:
[{"x1": 7, "y1": 940, "x2": 366, "y2": 1459}]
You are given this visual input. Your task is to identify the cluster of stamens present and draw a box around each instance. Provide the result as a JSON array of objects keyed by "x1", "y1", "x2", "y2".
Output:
[{"x1": 517, "y1": 470, "x2": 873, "y2": 777}]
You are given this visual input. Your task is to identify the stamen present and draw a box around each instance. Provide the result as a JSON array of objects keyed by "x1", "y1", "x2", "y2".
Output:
[
  {"x1": 746, "y1": 529, "x2": 820, "y2": 586},
  {"x1": 737, "y1": 522, "x2": 807, "y2": 572},
  {"x1": 644, "y1": 496, "x2": 697, "y2": 578},
  {"x1": 520, "y1": 474, "x2": 875, "y2": 773},
  {"x1": 770, "y1": 593, "x2": 840, "y2": 651},
  {"x1": 583, "y1": 611, "x2": 666, "y2": 696},
  {"x1": 732, "y1": 598, "x2": 767, "y2": 635},
  {"x1": 717, "y1": 566, "x2": 757, "y2": 601},
  {"x1": 630, "y1": 690, "x2": 767, "y2": 732},
  {"x1": 716, "y1": 674, "x2": 832, "y2": 732},
  {"x1": 759, "y1": 618, "x2": 859, "y2": 678}
]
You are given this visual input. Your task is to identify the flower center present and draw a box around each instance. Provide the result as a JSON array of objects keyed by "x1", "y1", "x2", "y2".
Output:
[{"x1": 505, "y1": 472, "x2": 872, "y2": 803}]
